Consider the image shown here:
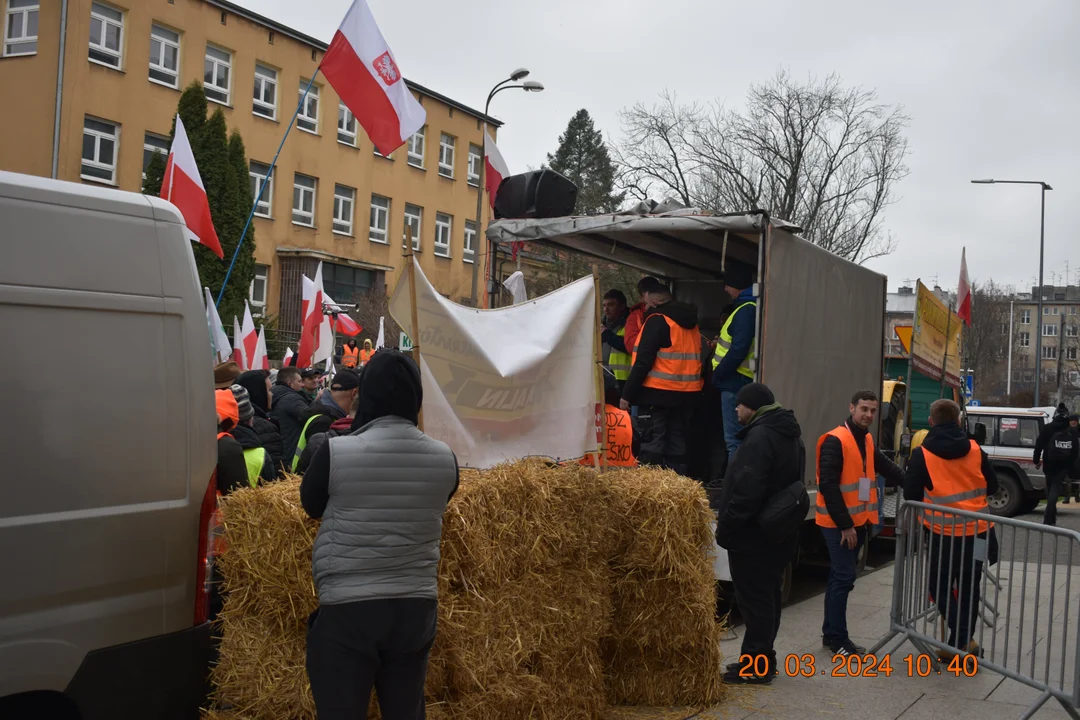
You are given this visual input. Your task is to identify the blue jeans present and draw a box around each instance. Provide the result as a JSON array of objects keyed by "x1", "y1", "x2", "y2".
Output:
[
  {"x1": 821, "y1": 525, "x2": 866, "y2": 647},
  {"x1": 720, "y1": 390, "x2": 741, "y2": 459}
]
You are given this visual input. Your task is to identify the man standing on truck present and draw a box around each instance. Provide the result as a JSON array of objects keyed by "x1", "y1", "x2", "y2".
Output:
[
  {"x1": 601, "y1": 289, "x2": 632, "y2": 392},
  {"x1": 619, "y1": 279, "x2": 704, "y2": 475},
  {"x1": 816, "y1": 389, "x2": 904, "y2": 657},
  {"x1": 711, "y1": 263, "x2": 757, "y2": 460},
  {"x1": 904, "y1": 399, "x2": 998, "y2": 659},
  {"x1": 1033, "y1": 404, "x2": 1078, "y2": 525}
]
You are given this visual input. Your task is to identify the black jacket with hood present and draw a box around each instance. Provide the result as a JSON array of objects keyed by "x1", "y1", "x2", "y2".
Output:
[
  {"x1": 230, "y1": 422, "x2": 276, "y2": 486},
  {"x1": 1033, "y1": 414, "x2": 1078, "y2": 473},
  {"x1": 236, "y1": 370, "x2": 285, "y2": 476},
  {"x1": 621, "y1": 300, "x2": 706, "y2": 407},
  {"x1": 715, "y1": 405, "x2": 804, "y2": 552},
  {"x1": 216, "y1": 433, "x2": 249, "y2": 496},
  {"x1": 817, "y1": 417, "x2": 905, "y2": 530},
  {"x1": 270, "y1": 382, "x2": 312, "y2": 463},
  {"x1": 903, "y1": 422, "x2": 998, "y2": 502}
]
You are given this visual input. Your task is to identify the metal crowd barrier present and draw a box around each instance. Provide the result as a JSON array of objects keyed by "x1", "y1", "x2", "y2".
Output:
[{"x1": 871, "y1": 500, "x2": 1080, "y2": 720}]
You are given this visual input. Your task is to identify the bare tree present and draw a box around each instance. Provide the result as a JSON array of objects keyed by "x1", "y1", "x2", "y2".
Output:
[
  {"x1": 527, "y1": 247, "x2": 642, "y2": 302},
  {"x1": 349, "y1": 288, "x2": 402, "y2": 348},
  {"x1": 961, "y1": 280, "x2": 1014, "y2": 402},
  {"x1": 612, "y1": 72, "x2": 911, "y2": 263}
]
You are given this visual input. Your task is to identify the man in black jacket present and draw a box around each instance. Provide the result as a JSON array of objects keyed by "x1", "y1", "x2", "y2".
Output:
[
  {"x1": 817, "y1": 389, "x2": 905, "y2": 656},
  {"x1": 715, "y1": 383, "x2": 803, "y2": 685},
  {"x1": 619, "y1": 280, "x2": 705, "y2": 475},
  {"x1": 236, "y1": 369, "x2": 286, "y2": 476},
  {"x1": 1033, "y1": 404, "x2": 1078, "y2": 525},
  {"x1": 271, "y1": 366, "x2": 313, "y2": 465}
]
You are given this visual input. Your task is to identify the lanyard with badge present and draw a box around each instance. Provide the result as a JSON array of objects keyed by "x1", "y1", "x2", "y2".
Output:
[{"x1": 857, "y1": 436, "x2": 872, "y2": 503}]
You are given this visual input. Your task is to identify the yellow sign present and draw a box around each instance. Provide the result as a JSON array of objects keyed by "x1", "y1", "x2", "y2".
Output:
[
  {"x1": 894, "y1": 325, "x2": 912, "y2": 355},
  {"x1": 910, "y1": 281, "x2": 963, "y2": 387}
]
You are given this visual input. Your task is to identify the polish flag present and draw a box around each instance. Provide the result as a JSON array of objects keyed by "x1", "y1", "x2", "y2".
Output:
[
  {"x1": 957, "y1": 247, "x2": 972, "y2": 326},
  {"x1": 253, "y1": 326, "x2": 270, "y2": 371},
  {"x1": 325, "y1": 293, "x2": 362, "y2": 336},
  {"x1": 484, "y1": 132, "x2": 509, "y2": 210},
  {"x1": 232, "y1": 316, "x2": 246, "y2": 369},
  {"x1": 160, "y1": 115, "x2": 223, "y2": 258},
  {"x1": 283, "y1": 347, "x2": 294, "y2": 366},
  {"x1": 296, "y1": 264, "x2": 325, "y2": 368},
  {"x1": 241, "y1": 302, "x2": 259, "y2": 371},
  {"x1": 204, "y1": 287, "x2": 232, "y2": 364},
  {"x1": 320, "y1": 0, "x2": 426, "y2": 156}
]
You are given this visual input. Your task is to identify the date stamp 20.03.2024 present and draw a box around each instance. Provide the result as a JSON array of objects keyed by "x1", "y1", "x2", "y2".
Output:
[{"x1": 738, "y1": 652, "x2": 979, "y2": 679}]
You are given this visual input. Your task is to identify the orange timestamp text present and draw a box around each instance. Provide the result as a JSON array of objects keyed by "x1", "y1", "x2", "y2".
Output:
[{"x1": 738, "y1": 652, "x2": 979, "y2": 678}]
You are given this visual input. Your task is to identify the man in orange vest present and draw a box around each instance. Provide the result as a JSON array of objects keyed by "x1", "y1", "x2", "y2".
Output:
[
  {"x1": 341, "y1": 339, "x2": 360, "y2": 369},
  {"x1": 619, "y1": 279, "x2": 704, "y2": 475},
  {"x1": 816, "y1": 389, "x2": 904, "y2": 657},
  {"x1": 904, "y1": 399, "x2": 998, "y2": 658}
]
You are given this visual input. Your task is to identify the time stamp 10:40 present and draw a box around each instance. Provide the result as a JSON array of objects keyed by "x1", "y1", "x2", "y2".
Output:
[{"x1": 739, "y1": 653, "x2": 979, "y2": 679}]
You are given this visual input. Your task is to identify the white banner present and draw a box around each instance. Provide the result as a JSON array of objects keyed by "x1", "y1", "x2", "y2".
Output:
[{"x1": 389, "y1": 262, "x2": 598, "y2": 468}]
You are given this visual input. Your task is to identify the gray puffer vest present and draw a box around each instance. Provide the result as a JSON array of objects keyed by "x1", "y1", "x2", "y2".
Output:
[{"x1": 312, "y1": 416, "x2": 457, "y2": 604}]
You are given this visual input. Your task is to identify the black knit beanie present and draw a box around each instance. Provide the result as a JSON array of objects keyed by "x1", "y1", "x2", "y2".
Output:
[{"x1": 735, "y1": 382, "x2": 775, "y2": 411}]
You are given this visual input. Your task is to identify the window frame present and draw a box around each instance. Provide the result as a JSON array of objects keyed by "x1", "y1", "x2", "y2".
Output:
[
  {"x1": 249, "y1": 161, "x2": 273, "y2": 218},
  {"x1": 467, "y1": 143, "x2": 482, "y2": 186},
  {"x1": 250, "y1": 263, "x2": 269, "y2": 312},
  {"x1": 333, "y1": 184, "x2": 356, "y2": 236},
  {"x1": 4, "y1": 0, "x2": 38, "y2": 57},
  {"x1": 88, "y1": 2, "x2": 123, "y2": 69},
  {"x1": 1043, "y1": 323, "x2": 1058, "y2": 337},
  {"x1": 252, "y1": 63, "x2": 278, "y2": 120},
  {"x1": 434, "y1": 212, "x2": 452, "y2": 257},
  {"x1": 142, "y1": 131, "x2": 170, "y2": 181},
  {"x1": 1018, "y1": 331, "x2": 1030, "y2": 348},
  {"x1": 438, "y1": 133, "x2": 455, "y2": 178},
  {"x1": 292, "y1": 173, "x2": 316, "y2": 227},
  {"x1": 464, "y1": 219, "x2": 477, "y2": 263},
  {"x1": 1068, "y1": 346, "x2": 1079, "y2": 361},
  {"x1": 296, "y1": 79, "x2": 319, "y2": 134},
  {"x1": 81, "y1": 116, "x2": 119, "y2": 185},
  {"x1": 1042, "y1": 345, "x2": 1058, "y2": 360},
  {"x1": 204, "y1": 44, "x2": 232, "y2": 105},
  {"x1": 148, "y1": 23, "x2": 180, "y2": 88},
  {"x1": 407, "y1": 127, "x2": 425, "y2": 168},
  {"x1": 337, "y1": 103, "x2": 357, "y2": 146},
  {"x1": 369, "y1": 194, "x2": 390, "y2": 244},
  {"x1": 403, "y1": 203, "x2": 422, "y2": 251},
  {"x1": 1020, "y1": 309, "x2": 1031, "y2": 325}
]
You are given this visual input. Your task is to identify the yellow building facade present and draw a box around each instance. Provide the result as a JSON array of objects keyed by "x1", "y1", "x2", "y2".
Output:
[{"x1": 0, "y1": 0, "x2": 502, "y2": 333}]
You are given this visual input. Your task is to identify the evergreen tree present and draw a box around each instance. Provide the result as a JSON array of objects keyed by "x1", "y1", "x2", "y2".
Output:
[{"x1": 546, "y1": 109, "x2": 623, "y2": 215}]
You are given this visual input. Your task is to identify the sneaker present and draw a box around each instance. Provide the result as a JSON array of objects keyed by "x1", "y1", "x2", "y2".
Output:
[
  {"x1": 830, "y1": 640, "x2": 866, "y2": 657},
  {"x1": 722, "y1": 666, "x2": 774, "y2": 685}
]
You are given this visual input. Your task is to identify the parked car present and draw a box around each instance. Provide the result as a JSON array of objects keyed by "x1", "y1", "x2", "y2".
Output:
[{"x1": 961, "y1": 405, "x2": 1055, "y2": 517}]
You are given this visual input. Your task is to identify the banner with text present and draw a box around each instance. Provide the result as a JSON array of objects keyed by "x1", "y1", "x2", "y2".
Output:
[
  {"x1": 389, "y1": 263, "x2": 598, "y2": 468},
  {"x1": 910, "y1": 280, "x2": 963, "y2": 387}
]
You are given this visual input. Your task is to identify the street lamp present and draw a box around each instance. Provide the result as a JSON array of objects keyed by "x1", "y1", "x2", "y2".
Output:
[
  {"x1": 468, "y1": 70, "x2": 544, "y2": 307},
  {"x1": 971, "y1": 179, "x2": 1052, "y2": 404}
]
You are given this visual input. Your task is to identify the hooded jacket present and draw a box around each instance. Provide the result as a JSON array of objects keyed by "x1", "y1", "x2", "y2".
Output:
[
  {"x1": 1033, "y1": 414, "x2": 1078, "y2": 473},
  {"x1": 621, "y1": 300, "x2": 706, "y2": 407},
  {"x1": 270, "y1": 382, "x2": 312, "y2": 463},
  {"x1": 236, "y1": 371, "x2": 285, "y2": 475},
  {"x1": 230, "y1": 422, "x2": 276, "y2": 485},
  {"x1": 295, "y1": 415, "x2": 354, "y2": 475},
  {"x1": 817, "y1": 417, "x2": 905, "y2": 530},
  {"x1": 715, "y1": 405, "x2": 804, "y2": 551},
  {"x1": 903, "y1": 422, "x2": 998, "y2": 502},
  {"x1": 216, "y1": 433, "x2": 249, "y2": 496},
  {"x1": 297, "y1": 393, "x2": 350, "y2": 449},
  {"x1": 301, "y1": 350, "x2": 459, "y2": 604}
]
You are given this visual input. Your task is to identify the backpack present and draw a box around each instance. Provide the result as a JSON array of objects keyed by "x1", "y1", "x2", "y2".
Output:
[{"x1": 757, "y1": 438, "x2": 810, "y2": 544}]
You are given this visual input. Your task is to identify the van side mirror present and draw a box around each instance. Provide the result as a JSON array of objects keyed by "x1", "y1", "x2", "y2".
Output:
[
  {"x1": 973, "y1": 422, "x2": 987, "y2": 445},
  {"x1": 900, "y1": 433, "x2": 912, "y2": 457}
]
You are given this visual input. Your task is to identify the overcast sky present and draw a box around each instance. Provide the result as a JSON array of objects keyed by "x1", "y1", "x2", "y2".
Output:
[{"x1": 234, "y1": 0, "x2": 1079, "y2": 294}]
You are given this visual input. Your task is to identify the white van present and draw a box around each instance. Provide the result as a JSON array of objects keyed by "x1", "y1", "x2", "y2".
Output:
[
  {"x1": 0, "y1": 172, "x2": 216, "y2": 719},
  {"x1": 964, "y1": 405, "x2": 1055, "y2": 517}
]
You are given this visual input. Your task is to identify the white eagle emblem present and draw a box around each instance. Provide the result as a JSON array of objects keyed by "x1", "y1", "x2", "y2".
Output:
[{"x1": 372, "y1": 51, "x2": 400, "y2": 86}]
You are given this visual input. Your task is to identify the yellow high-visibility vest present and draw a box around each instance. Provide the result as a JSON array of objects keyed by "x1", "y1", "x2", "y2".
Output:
[
  {"x1": 243, "y1": 447, "x2": 267, "y2": 488},
  {"x1": 607, "y1": 326, "x2": 631, "y2": 382},
  {"x1": 711, "y1": 301, "x2": 756, "y2": 379}
]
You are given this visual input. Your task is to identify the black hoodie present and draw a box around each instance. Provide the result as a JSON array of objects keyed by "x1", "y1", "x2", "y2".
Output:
[
  {"x1": 715, "y1": 405, "x2": 804, "y2": 552},
  {"x1": 903, "y1": 422, "x2": 998, "y2": 502},
  {"x1": 621, "y1": 300, "x2": 706, "y2": 407},
  {"x1": 236, "y1": 370, "x2": 285, "y2": 475},
  {"x1": 220, "y1": 423, "x2": 275, "y2": 492}
]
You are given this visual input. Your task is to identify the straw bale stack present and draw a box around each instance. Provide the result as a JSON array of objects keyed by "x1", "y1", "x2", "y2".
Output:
[{"x1": 208, "y1": 461, "x2": 723, "y2": 719}]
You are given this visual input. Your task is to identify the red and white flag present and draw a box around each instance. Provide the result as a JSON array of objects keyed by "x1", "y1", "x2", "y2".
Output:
[
  {"x1": 296, "y1": 264, "x2": 325, "y2": 368},
  {"x1": 484, "y1": 132, "x2": 509, "y2": 210},
  {"x1": 253, "y1": 326, "x2": 270, "y2": 371},
  {"x1": 241, "y1": 302, "x2": 259, "y2": 371},
  {"x1": 283, "y1": 347, "x2": 294, "y2": 366},
  {"x1": 325, "y1": 292, "x2": 362, "y2": 336},
  {"x1": 232, "y1": 316, "x2": 245, "y2": 369},
  {"x1": 160, "y1": 115, "x2": 223, "y2": 259},
  {"x1": 204, "y1": 287, "x2": 232, "y2": 364},
  {"x1": 957, "y1": 247, "x2": 972, "y2": 326},
  {"x1": 320, "y1": 0, "x2": 426, "y2": 156}
]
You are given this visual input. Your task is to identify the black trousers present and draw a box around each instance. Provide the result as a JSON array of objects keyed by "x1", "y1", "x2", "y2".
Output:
[
  {"x1": 638, "y1": 404, "x2": 693, "y2": 474},
  {"x1": 728, "y1": 533, "x2": 799, "y2": 673},
  {"x1": 306, "y1": 598, "x2": 438, "y2": 720},
  {"x1": 1045, "y1": 468, "x2": 1068, "y2": 525},
  {"x1": 928, "y1": 534, "x2": 984, "y2": 650}
]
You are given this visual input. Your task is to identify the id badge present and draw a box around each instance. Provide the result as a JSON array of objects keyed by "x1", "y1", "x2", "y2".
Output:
[
  {"x1": 858, "y1": 477, "x2": 872, "y2": 502},
  {"x1": 972, "y1": 536, "x2": 989, "y2": 563}
]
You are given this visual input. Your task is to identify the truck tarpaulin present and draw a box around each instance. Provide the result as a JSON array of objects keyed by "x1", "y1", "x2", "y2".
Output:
[{"x1": 389, "y1": 261, "x2": 598, "y2": 468}]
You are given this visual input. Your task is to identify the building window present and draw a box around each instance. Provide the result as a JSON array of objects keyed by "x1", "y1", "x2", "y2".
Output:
[
  {"x1": 1042, "y1": 346, "x2": 1058, "y2": 360},
  {"x1": 403, "y1": 204, "x2": 422, "y2": 251},
  {"x1": 1068, "y1": 325, "x2": 1078, "y2": 338},
  {"x1": 204, "y1": 45, "x2": 231, "y2": 104},
  {"x1": 999, "y1": 323, "x2": 1008, "y2": 336},
  {"x1": 322, "y1": 262, "x2": 373, "y2": 305},
  {"x1": 4, "y1": 0, "x2": 38, "y2": 56},
  {"x1": 250, "y1": 263, "x2": 268, "y2": 312},
  {"x1": 337, "y1": 104, "x2": 356, "y2": 146},
  {"x1": 333, "y1": 184, "x2": 356, "y2": 236},
  {"x1": 1070, "y1": 370, "x2": 1080, "y2": 386},
  {"x1": 464, "y1": 219, "x2": 476, "y2": 262},
  {"x1": 1019, "y1": 331, "x2": 1030, "y2": 348},
  {"x1": 148, "y1": 24, "x2": 179, "y2": 87},
  {"x1": 1072, "y1": 307, "x2": 1078, "y2": 316},
  {"x1": 1043, "y1": 323, "x2": 1058, "y2": 337},
  {"x1": 1068, "y1": 347, "x2": 1079, "y2": 361},
  {"x1": 407, "y1": 127, "x2": 425, "y2": 167},
  {"x1": 369, "y1": 195, "x2": 390, "y2": 243},
  {"x1": 297, "y1": 80, "x2": 318, "y2": 133},
  {"x1": 434, "y1": 212, "x2": 452, "y2": 256},
  {"x1": 252, "y1": 63, "x2": 277, "y2": 119},
  {"x1": 292, "y1": 173, "x2": 316, "y2": 226},
  {"x1": 142, "y1": 132, "x2": 169, "y2": 180},
  {"x1": 1020, "y1": 309, "x2": 1031, "y2": 325},
  {"x1": 89, "y1": 2, "x2": 123, "y2": 69},
  {"x1": 468, "y1": 144, "x2": 482, "y2": 186},
  {"x1": 81, "y1": 116, "x2": 118, "y2": 184},
  {"x1": 439, "y1": 134, "x2": 455, "y2": 178},
  {"x1": 249, "y1": 161, "x2": 273, "y2": 218}
]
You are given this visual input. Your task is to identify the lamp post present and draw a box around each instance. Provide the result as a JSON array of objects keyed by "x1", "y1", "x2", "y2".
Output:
[
  {"x1": 972, "y1": 179, "x2": 1052, "y2": 404},
  {"x1": 468, "y1": 69, "x2": 544, "y2": 308}
]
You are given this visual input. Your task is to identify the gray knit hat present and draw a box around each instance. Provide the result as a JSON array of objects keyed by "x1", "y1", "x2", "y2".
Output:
[{"x1": 230, "y1": 384, "x2": 254, "y2": 424}]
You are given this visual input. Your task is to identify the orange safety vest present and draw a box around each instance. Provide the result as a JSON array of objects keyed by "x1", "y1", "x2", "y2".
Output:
[
  {"x1": 342, "y1": 345, "x2": 360, "y2": 368},
  {"x1": 815, "y1": 424, "x2": 878, "y2": 528},
  {"x1": 921, "y1": 440, "x2": 992, "y2": 536},
  {"x1": 580, "y1": 404, "x2": 637, "y2": 468},
  {"x1": 359, "y1": 348, "x2": 375, "y2": 365},
  {"x1": 630, "y1": 315, "x2": 704, "y2": 393}
]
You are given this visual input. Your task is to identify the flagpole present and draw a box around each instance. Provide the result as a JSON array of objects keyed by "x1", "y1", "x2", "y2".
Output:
[
  {"x1": 405, "y1": 226, "x2": 423, "y2": 431},
  {"x1": 216, "y1": 70, "x2": 321, "y2": 308}
]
